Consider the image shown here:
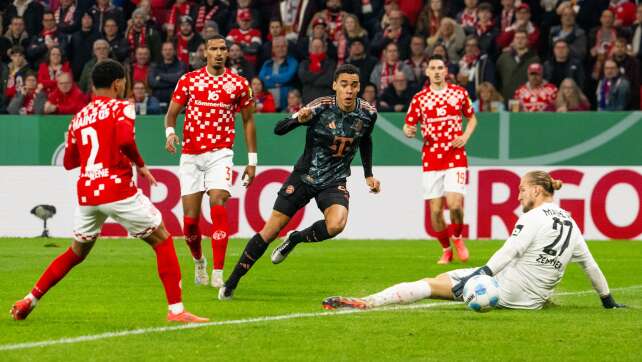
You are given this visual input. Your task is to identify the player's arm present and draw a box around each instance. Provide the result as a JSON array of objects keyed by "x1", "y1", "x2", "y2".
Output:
[
  {"x1": 274, "y1": 107, "x2": 316, "y2": 135},
  {"x1": 240, "y1": 103, "x2": 257, "y2": 187},
  {"x1": 403, "y1": 96, "x2": 420, "y2": 138},
  {"x1": 452, "y1": 92, "x2": 477, "y2": 148},
  {"x1": 63, "y1": 126, "x2": 80, "y2": 170},
  {"x1": 118, "y1": 106, "x2": 157, "y2": 185},
  {"x1": 571, "y1": 235, "x2": 625, "y2": 308},
  {"x1": 164, "y1": 100, "x2": 183, "y2": 154},
  {"x1": 360, "y1": 114, "x2": 380, "y2": 194}
]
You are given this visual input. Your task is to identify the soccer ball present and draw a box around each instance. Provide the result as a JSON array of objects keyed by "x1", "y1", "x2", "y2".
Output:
[{"x1": 463, "y1": 275, "x2": 500, "y2": 313}]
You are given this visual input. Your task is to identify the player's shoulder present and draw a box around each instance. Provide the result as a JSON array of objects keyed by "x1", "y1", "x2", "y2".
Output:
[
  {"x1": 447, "y1": 82, "x2": 468, "y2": 94},
  {"x1": 357, "y1": 97, "x2": 377, "y2": 116},
  {"x1": 180, "y1": 67, "x2": 206, "y2": 81},
  {"x1": 224, "y1": 69, "x2": 250, "y2": 84}
]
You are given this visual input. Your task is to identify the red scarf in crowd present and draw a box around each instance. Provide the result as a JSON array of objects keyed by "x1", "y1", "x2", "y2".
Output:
[
  {"x1": 195, "y1": 4, "x2": 220, "y2": 32},
  {"x1": 167, "y1": 3, "x2": 192, "y2": 28},
  {"x1": 380, "y1": 62, "x2": 398, "y2": 93},
  {"x1": 476, "y1": 19, "x2": 495, "y2": 36},
  {"x1": 324, "y1": 10, "x2": 343, "y2": 45},
  {"x1": 176, "y1": 34, "x2": 192, "y2": 64},
  {"x1": 500, "y1": 8, "x2": 514, "y2": 32},
  {"x1": 42, "y1": 26, "x2": 58, "y2": 38},
  {"x1": 56, "y1": 4, "x2": 76, "y2": 26},
  {"x1": 22, "y1": 91, "x2": 36, "y2": 115},
  {"x1": 461, "y1": 8, "x2": 477, "y2": 28},
  {"x1": 309, "y1": 52, "x2": 326, "y2": 73},
  {"x1": 128, "y1": 26, "x2": 147, "y2": 52}
]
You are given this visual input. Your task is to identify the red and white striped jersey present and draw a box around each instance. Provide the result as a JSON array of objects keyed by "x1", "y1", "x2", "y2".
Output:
[
  {"x1": 405, "y1": 83, "x2": 474, "y2": 171},
  {"x1": 172, "y1": 67, "x2": 253, "y2": 154}
]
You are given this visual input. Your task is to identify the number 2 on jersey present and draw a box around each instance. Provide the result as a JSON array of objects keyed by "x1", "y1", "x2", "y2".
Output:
[
  {"x1": 81, "y1": 127, "x2": 103, "y2": 170},
  {"x1": 543, "y1": 217, "x2": 573, "y2": 257}
]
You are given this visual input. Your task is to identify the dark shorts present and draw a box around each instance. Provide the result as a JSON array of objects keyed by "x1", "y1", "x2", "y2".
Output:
[{"x1": 273, "y1": 173, "x2": 350, "y2": 217}]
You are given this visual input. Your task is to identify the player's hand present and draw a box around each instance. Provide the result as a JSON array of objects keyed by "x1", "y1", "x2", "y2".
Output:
[
  {"x1": 601, "y1": 294, "x2": 626, "y2": 309},
  {"x1": 297, "y1": 107, "x2": 314, "y2": 123},
  {"x1": 241, "y1": 165, "x2": 256, "y2": 188},
  {"x1": 165, "y1": 133, "x2": 179, "y2": 154},
  {"x1": 451, "y1": 266, "x2": 493, "y2": 299},
  {"x1": 403, "y1": 124, "x2": 417, "y2": 138},
  {"x1": 366, "y1": 177, "x2": 381, "y2": 194},
  {"x1": 451, "y1": 134, "x2": 469, "y2": 148},
  {"x1": 137, "y1": 166, "x2": 157, "y2": 186}
]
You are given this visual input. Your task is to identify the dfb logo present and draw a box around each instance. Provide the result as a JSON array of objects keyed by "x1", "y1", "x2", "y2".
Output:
[{"x1": 208, "y1": 90, "x2": 220, "y2": 101}]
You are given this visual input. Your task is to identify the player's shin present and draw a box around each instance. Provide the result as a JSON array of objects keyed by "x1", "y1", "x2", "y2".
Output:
[
  {"x1": 434, "y1": 228, "x2": 451, "y2": 249},
  {"x1": 183, "y1": 216, "x2": 203, "y2": 260},
  {"x1": 31, "y1": 246, "x2": 86, "y2": 301},
  {"x1": 225, "y1": 233, "x2": 268, "y2": 289},
  {"x1": 210, "y1": 205, "x2": 229, "y2": 270},
  {"x1": 363, "y1": 281, "x2": 432, "y2": 308},
  {"x1": 289, "y1": 220, "x2": 332, "y2": 243},
  {"x1": 152, "y1": 236, "x2": 184, "y2": 314},
  {"x1": 448, "y1": 223, "x2": 464, "y2": 239}
]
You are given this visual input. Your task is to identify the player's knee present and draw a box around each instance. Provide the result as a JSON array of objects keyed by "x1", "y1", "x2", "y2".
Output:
[
  {"x1": 430, "y1": 209, "x2": 443, "y2": 221},
  {"x1": 209, "y1": 190, "x2": 230, "y2": 205},
  {"x1": 326, "y1": 219, "x2": 346, "y2": 236}
]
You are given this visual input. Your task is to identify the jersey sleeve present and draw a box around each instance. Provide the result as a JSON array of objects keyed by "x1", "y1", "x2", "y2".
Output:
[
  {"x1": 63, "y1": 121, "x2": 80, "y2": 170},
  {"x1": 171, "y1": 74, "x2": 190, "y2": 106},
  {"x1": 238, "y1": 77, "x2": 254, "y2": 109},
  {"x1": 461, "y1": 89, "x2": 474, "y2": 118},
  {"x1": 405, "y1": 95, "x2": 421, "y2": 126},
  {"x1": 571, "y1": 232, "x2": 610, "y2": 297},
  {"x1": 116, "y1": 102, "x2": 145, "y2": 168},
  {"x1": 486, "y1": 212, "x2": 542, "y2": 274}
]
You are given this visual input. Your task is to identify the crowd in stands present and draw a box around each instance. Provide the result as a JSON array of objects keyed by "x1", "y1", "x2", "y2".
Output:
[{"x1": 1, "y1": 0, "x2": 641, "y2": 115}]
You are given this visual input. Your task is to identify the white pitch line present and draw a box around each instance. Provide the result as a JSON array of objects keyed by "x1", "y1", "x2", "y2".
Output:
[{"x1": 1, "y1": 285, "x2": 640, "y2": 352}]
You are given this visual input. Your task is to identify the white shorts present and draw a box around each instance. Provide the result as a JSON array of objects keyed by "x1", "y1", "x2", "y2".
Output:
[
  {"x1": 73, "y1": 190, "x2": 162, "y2": 242},
  {"x1": 422, "y1": 167, "x2": 467, "y2": 199},
  {"x1": 179, "y1": 148, "x2": 234, "y2": 196},
  {"x1": 446, "y1": 268, "x2": 545, "y2": 310}
]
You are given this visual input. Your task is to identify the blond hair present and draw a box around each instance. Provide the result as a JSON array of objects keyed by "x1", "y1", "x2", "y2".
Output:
[
  {"x1": 555, "y1": 78, "x2": 589, "y2": 111},
  {"x1": 525, "y1": 171, "x2": 563, "y2": 195}
]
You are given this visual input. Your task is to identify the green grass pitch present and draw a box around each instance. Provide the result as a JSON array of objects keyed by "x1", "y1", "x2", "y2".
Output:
[{"x1": 1, "y1": 238, "x2": 641, "y2": 361}]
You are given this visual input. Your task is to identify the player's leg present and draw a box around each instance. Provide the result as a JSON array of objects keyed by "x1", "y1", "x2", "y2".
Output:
[
  {"x1": 424, "y1": 171, "x2": 452, "y2": 264},
  {"x1": 11, "y1": 206, "x2": 105, "y2": 320},
  {"x1": 444, "y1": 167, "x2": 468, "y2": 262},
  {"x1": 179, "y1": 153, "x2": 208, "y2": 285},
  {"x1": 207, "y1": 189, "x2": 230, "y2": 288},
  {"x1": 220, "y1": 210, "x2": 291, "y2": 299},
  {"x1": 322, "y1": 273, "x2": 456, "y2": 310}
]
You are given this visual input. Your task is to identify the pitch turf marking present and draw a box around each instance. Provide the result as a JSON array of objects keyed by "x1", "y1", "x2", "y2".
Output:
[{"x1": 2, "y1": 285, "x2": 641, "y2": 352}]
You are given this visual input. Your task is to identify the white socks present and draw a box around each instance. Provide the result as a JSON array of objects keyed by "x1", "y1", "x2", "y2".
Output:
[
  {"x1": 26, "y1": 293, "x2": 38, "y2": 307},
  {"x1": 168, "y1": 302, "x2": 184, "y2": 314},
  {"x1": 364, "y1": 280, "x2": 432, "y2": 308}
]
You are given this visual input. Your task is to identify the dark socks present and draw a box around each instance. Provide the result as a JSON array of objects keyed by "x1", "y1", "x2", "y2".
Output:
[
  {"x1": 225, "y1": 233, "x2": 268, "y2": 289},
  {"x1": 290, "y1": 220, "x2": 332, "y2": 244}
]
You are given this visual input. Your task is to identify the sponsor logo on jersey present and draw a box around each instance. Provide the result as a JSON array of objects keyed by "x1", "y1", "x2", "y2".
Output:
[{"x1": 208, "y1": 90, "x2": 220, "y2": 101}]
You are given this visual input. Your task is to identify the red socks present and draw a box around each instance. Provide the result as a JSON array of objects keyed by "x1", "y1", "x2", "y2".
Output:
[
  {"x1": 183, "y1": 216, "x2": 202, "y2": 260},
  {"x1": 210, "y1": 205, "x2": 229, "y2": 270},
  {"x1": 153, "y1": 236, "x2": 182, "y2": 305},
  {"x1": 32, "y1": 247, "x2": 84, "y2": 299},
  {"x1": 449, "y1": 223, "x2": 463, "y2": 238},
  {"x1": 434, "y1": 229, "x2": 451, "y2": 249}
]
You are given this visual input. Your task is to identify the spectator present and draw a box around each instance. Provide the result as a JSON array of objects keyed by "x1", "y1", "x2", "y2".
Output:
[
  {"x1": 496, "y1": 3, "x2": 540, "y2": 51},
  {"x1": 543, "y1": 39, "x2": 585, "y2": 88},
  {"x1": 633, "y1": 4, "x2": 642, "y2": 68},
  {"x1": 337, "y1": 14, "x2": 369, "y2": 64},
  {"x1": 345, "y1": 38, "x2": 378, "y2": 89},
  {"x1": 404, "y1": 35, "x2": 429, "y2": 83},
  {"x1": 165, "y1": 0, "x2": 195, "y2": 38},
  {"x1": 362, "y1": 82, "x2": 378, "y2": 107},
  {"x1": 549, "y1": 5, "x2": 588, "y2": 60},
  {"x1": 201, "y1": 20, "x2": 219, "y2": 40},
  {"x1": 296, "y1": 17, "x2": 337, "y2": 61},
  {"x1": 229, "y1": 43, "x2": 255, "y2": 80},
  {"x1": 7, "y1": 72, "x2": 46, "y2": 115},
  {"x1": 612, "y1": 37, "x2": 640, "y2": 108},
  {"x1": 286, "y1": 88, "x2": 302, "y2": 113},
  {"x1": 260, "y1": 19, "x2": 285, "y2": 64},
  {"x1": 102, "y1": 17, "x2": 129, "y2": 63},
  {"x1": 258, "y1": 36, "x2": 298, "y2": 111},
  {"x1": 4, "y1": 45, "x2": 30, "y2": 101},
  {"x1": 589, "y1": 10, "x2": 617, "y2": 60},
  {"x1": 379, "y1": 71, "x2": 414, "y2": 112},
  {"x1": 555, "y1": 78, "x2": 591, "y2": 112},
  {"x1": 194, "y1": 0, "x2": 229, "y2": 34},
  {"x1": 148, "y1": 42, "x2": 188, "y2": 105},
  {"x1": 250, "y1": 77, "x2": 276, "y2": 113},
  {"x1": 128, "y1": 46, "x2": 152, "y2": 87},
  {"x1": 512, "y1": 63, "x2": 558, "y2": 112},
  {"x1": 189, "y1": 43, "x2": 206, "y2": 70},
  {"x1": 0, "y1": 16, "x2": 29, "y2": 64},
  {"x1": 371, "y1": 9, "x2": 411, "y2": 60},
  {"x1": 457, "y1": 35, "x2": 495, "y2": 100},
  {"x1": 39, "y1": 72, "x2": 87, "y2": 115},
  {"x1": 597, "y1": 59, "x2": 631, "y2": 111},
  {"x1": 378, "y1": 0, "x2": 401, "y2": 33},
  {"x1": 37, "y1": 46, "x2": 71, "y2": 94},
  {"x1": 308, "y1": 0, "x2": 349, "y2": 48},
  {"x1": 473, "y1": 81, "x2": 505, "y2": 112},
  {"x1": 266, "y1": 17, "x2": 285, "y2": 42},
  {"x1": 609, "y1": 0, "x2": 637, "y2": 28},
  {"x1": 427, "y1": 17, "x2": 466, "y2": 63},
  {"x1": 68, "y1": 12, "x2": 101, "y2": 81},
  {"x1": 55, "y1": 0, "x2": 81, "y2": 35},
  {"x1": 496, "y1": 30, "x2": 540, "y2": 102},
  {"x1": 26, "y1": 11, "x2": 67, "y2": 64},
  {"x1": 89, "y1": 0, "x2": 125, "y2": 35},
  {"x1": 229, "y1": 0, "x2": 260, "y2": 31},
  {"x1": 129, "y1": 80, "x2": 161, "y2": 115},
  {"x1": 3, "y1": 0, "x2": 45, "y2": 38},
  {"x1": 79, "y1": 39, "x2": 110, "y2": 93},
  {"x1": 126, "y1": 8, "x2": 162, "y2": 64},
  {"x1": 226, "y1": 9, "x2": 261, "y2": 66},
  {"x1": 370, "y1": 42, "x2": 415, "y2": 96},
  {"x1": 474, "y1": 3, "x2": 498, "y2": 58},
  {"x1": 499, "y1": 0, "x2": 517, "y2": 33},
  {"x1": 416, "y1": 0, "x2": 445, "y2": 37},
  {"x1": 557, "y1": 0, "x2": 608, "y2": 32},
  {"x1": 174, "y1": 15, "x2": 203, "y2": 66},
  {"x1": 298, "y1": 38, "x2": 336, "y2": 104},
  {"x1": 457, "y1": 0, "x2": 478, "y2": 31}
]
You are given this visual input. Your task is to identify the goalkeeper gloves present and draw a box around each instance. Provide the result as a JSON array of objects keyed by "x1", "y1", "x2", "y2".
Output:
[
  {"x1": 451, "y1": 265, "x2": 493, "y2": 299},
  {"x1": 601, "y1": 294, "x2": 626, "y2": 309}
]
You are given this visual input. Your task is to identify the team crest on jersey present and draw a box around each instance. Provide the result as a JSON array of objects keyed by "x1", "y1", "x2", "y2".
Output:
[
  {"x1": 447, "y1": 95, "x2": 460, "y2": 107},
  {"x1": 212, "y1": 230, "x2": 227, "y2": 240},
  {"x1": 352, "y1": 119, "x2": 363, "y2": 132},
  {"x1": 285, "y1": 185, "x2": 295, "y2": 194},
  {"x1": 223, "y1": 81, "x2": 236, "y2": 94}
]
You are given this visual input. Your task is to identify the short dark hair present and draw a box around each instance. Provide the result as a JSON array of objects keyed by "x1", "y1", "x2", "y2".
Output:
[
  {"x1": 333, "y1": 64, "x2": 360, "y2": 81},
  {"x1": 428, "y1": 54, "x2": 446, "y2": 64},
  {"x1": 205, "y1": 34, "x2": 229, "y2": 47},
  {"x1": 91, "y1": 59, "x2": 125, "y2": 89}
]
